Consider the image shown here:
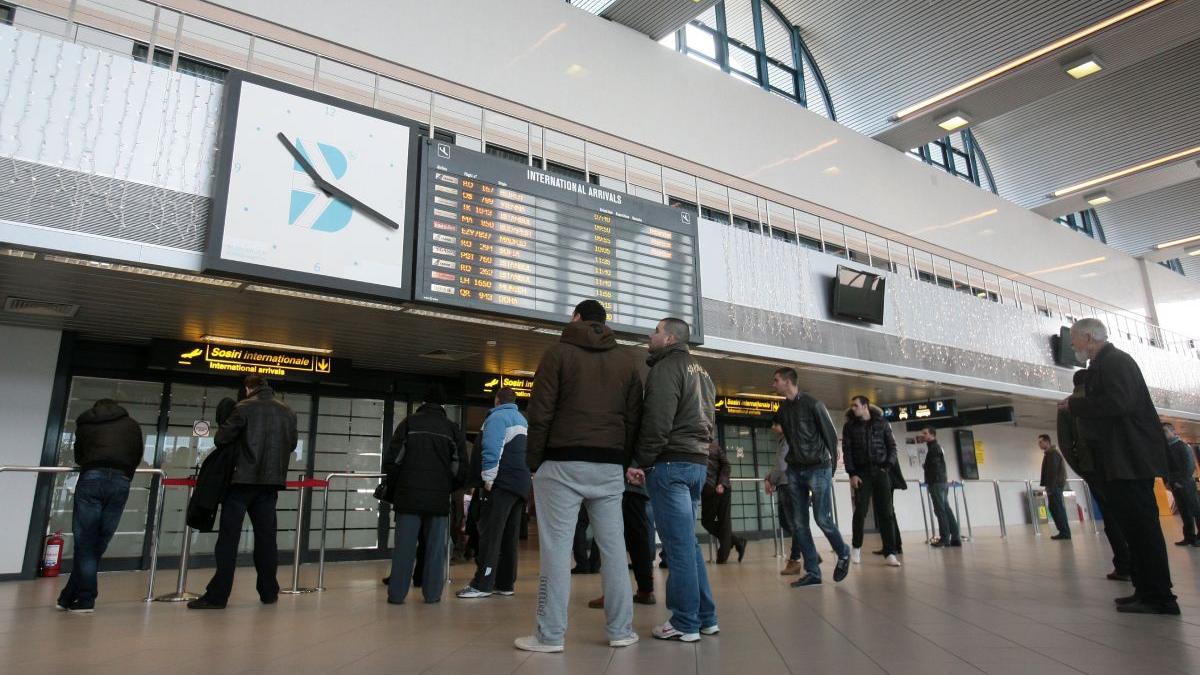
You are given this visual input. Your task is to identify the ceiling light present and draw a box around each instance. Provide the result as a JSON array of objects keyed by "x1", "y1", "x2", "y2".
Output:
[
  {"x1": 1188, "y1": 249, "x2": 1200, "y2": 257},
  {"x1": 508, "y1": 369, "x2": 536, "y2": 377},
  {"x1": 690, "y1": 348, "x2": 729, "y2": 359},
  {"x1": 1022, "y1": 256, "x2": 1107, "y2": 276},
  {"x1": 1064, "y1": 54, "x2": 1103, "y2": 79},
  {"x1": 44, "y1": 255, "x2": 242, "y2": 288},
  {"x1": 405, "y1": 307, "x2": 532, "y2": 330},
  {"x1": 936, "y1": 111, "x2": 970, "y2": 132},
  {"x1": 532, "y1": 327, "x2": 562, "y2": 336},
  {"x1": 1050, "y1": 145, "x2": 1200, "y2": 197},
  {"x1": 202, "y1": 335, "x2": 332, "y2": 355},
  {"x1": 1084, "y1": 190, "x2": 1112, "y2": 206},
  {"x1": 244, "y1": 284, "x2": 401, "y2": 310},
  {"x1": 1156, "y1": 234, "x2": 1200, "y2": 250},
  {"x1": 1, "y1": 247, "x2": 37, "y2": 259},
  {"x1": 892, "y1": 0, "x2": 1168, "y2": 120},
  {"x1": 615, "y1": 338, "x2": 642, "y2": 347}
]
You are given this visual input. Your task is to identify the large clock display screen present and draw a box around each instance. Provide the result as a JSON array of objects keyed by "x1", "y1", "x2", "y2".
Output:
[
  {"x1": 414, "y1": 140, "x2": 703, "y2": 339},
  {"x1": 206, "y1": 72, "x2": 419, "y2": 299}
]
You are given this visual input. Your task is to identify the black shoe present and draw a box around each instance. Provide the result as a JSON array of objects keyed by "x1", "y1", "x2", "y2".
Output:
[
  {"x1": 64, "y1": 601, "x2": 94, "y2": 614},
  {"x1": 1117, "y1": 599, "x2": 1180, "y2": 615},
  {"x1": 790, "y1": 574, "x2": 822, "y2": 588},
  {"x1": 387, "y1": 598, "x2": 405, "y2": 605},
  {"x1": 1114, "y1": 593, "x2": 1141, "y2": 605},
  {"x1": 1107, "y1": 572, "x2": 1132, "y2": 582},
  {"x1": 382, "y1": 576, "x2": 390, "y2": 586},
  {"x1": 1174, "y1": 539, "x2": 1195, "y2": 546},
  {"x1": 186, "y1": 597, "x2": 226, "y2": 610},
  {"x1": 1193, "y1": 540, "x2": 1200, "y2": 548},
  {"x1": 261, "y1": 596, "x2": 278, "y2": 605},
  {"x1": 833, "y1": 555, "x2": 850, "y2": 583},
  {"x1": 1050, "y1": 534, "x2": 1071, "y2": 540},
  {"x1": 735, "y1": 539, "x2": 747, "y2": 562},
  {"x1": 948, "y1": 540, "x2": 963, "y2": 547}
]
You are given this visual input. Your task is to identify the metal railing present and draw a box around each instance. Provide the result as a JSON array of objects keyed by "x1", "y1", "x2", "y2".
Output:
[
  {"x1": 153, "y1": 474, "x2": 199, "y2": 602},
  {"x1": 917, "y1": 481, "x2": 973, "y2": 544},
  {"x1": 0, "y1": 465, "x2": 166, "y2": 601},
  {"x1": 316, "y1": 472, "x2": 386, "y2": 591}
]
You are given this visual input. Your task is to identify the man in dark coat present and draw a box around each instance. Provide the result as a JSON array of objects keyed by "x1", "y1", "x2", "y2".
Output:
[
  {"x1": 384, "y1": 384, "x2": 467, "y2": 605},
  {"x1": 1058, "y1": 370, "x2": 1131, "y2": 579},
  {"x1": 843, "y1": 396, "x2": 901, "y2": 567},
  {"x1": 700, "y1": 441, "x2": 746, "y2": 564},
  {"x1": 1061, "y1": 318, "x2": 1177, "y2": 615},
  {"x1": 1163, "y1": 422, "x2": 1200, "y2": 547},
  {"x1": 190, "y1": 375, "x2": 298, "y2": 609},
  {"x1": 920, "y1": 427, "x2": 960, "y2": 547},
  {"x1": 1039, "y1": 434, "x2": 1072, "y2": 540},
  {"x1": 56, "y1": 399, "x2": 144, "y2": 613}
]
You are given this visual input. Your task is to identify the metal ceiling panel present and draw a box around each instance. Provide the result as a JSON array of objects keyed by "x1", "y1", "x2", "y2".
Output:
[
  {"x1": 599, "y1": 0, "x2": 721, "y2": 41},
  {"x1": 1095, "y1": 178, "x2": 1200, "y2": 278}
]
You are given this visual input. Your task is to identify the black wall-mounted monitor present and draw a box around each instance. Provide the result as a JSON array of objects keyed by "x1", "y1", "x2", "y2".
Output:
[
  {"x1": 832, "y1": 266, "x2": 886, "y2": 325},
  {"x1": 1051, "y1": 326, "x2": 1085, "y2": 368},
  {"x1": 955, "y1": 428, "x2": 980, "y2": 480}
]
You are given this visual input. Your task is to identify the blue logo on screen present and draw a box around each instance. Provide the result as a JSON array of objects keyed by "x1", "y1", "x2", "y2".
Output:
[{"x1": 288, "y1": 139, "x2": 352, "y2": 233}]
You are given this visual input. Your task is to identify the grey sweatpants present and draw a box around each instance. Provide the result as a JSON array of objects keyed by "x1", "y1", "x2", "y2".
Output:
[{"x1": 532, "y1": 461, "x2": 633, "y2": 645}]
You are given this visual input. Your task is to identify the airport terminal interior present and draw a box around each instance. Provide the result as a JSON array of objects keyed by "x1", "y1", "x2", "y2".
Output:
[{"x1": 0, "y1": 1, "x2": 1198, "y2": 673}]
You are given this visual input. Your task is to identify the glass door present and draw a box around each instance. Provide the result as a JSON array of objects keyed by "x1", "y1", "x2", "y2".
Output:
[{"x1": 311, "y1": 397, "x2": 387, "y2": 552}]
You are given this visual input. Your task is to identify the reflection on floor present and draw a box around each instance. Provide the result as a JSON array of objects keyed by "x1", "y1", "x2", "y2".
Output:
[{"x1": 0, "y1": 523, "x2": 1197, "y2": 675}]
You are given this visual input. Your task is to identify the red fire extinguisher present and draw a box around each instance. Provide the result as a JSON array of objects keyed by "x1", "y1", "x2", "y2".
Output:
[{"x1": 41, "y1": 531, "x2": 64, "y2": 577}]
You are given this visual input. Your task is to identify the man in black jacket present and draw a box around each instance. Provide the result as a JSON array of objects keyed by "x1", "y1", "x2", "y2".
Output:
[
  {"x1": 1061, "y1": 318, "x2": 1178, "y2": 615},
  {"x1": 1039, "y1": 434, "x2": 1072, "y2": 540},
  {"x1": 191, "y1": 375, "x2": 298, "y2": 609},
  {"x1": 920, "y1": 427, "x2": 960, "y2": 547},
  {"x1": 701, "y1": 441, "x2": 746, "y2": 564},
  {"x1": 384, "y1": 384, "x2": 467, "y2": 605},
  {"x1": 843, "y1": 396, "x2": 901, "y2": 567},
  {"x1": 1163, "y1": 423, "x2": 1200, "y2": 547},
  {"x1": 771, "y1": 367, "x2": 850, "y2": 586},
  {"x1": 56, "y1": 399, "x2": 144, "y2": 613}
]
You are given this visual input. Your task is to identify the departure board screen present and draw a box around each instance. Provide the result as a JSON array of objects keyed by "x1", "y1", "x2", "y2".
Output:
[{"x1": 414, "y1": 140, "x2": 703, "y2": 340}]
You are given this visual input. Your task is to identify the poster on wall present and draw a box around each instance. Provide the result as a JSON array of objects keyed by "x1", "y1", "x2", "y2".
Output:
[
  {"x1": 206, "y1": 71, "x2": 420, "y2": 299},
  {"x1": 955, "y1": 429, "x2": 980, "y2": 480}
]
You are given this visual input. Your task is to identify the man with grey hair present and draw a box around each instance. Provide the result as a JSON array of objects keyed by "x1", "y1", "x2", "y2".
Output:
[{"x1": 1059, "y1": 318, "x2": 1178, "y2": 615}]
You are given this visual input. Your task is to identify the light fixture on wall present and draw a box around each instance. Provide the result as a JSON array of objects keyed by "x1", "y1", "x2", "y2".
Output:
[
  {"x1": 1049, "y1": 145, "x2": 1200, "y2": 198},
  {"x1": 935, "y1": 111, "x2": 970, "y2": 132},
  {"x1": 202, "y1": 335, "x2": 333, "y2": 355},
  {"x1": 891, "y1": 0, "x2": 1168, "y2": 121},
  {"x1": 1064, "y1": 54, "x2": 1103, "y2": 79},
  {"x1": 1083, "y1": 190, "x2": 1112, "y2": 206}
]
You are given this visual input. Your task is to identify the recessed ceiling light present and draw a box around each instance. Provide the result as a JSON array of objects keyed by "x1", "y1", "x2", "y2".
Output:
[
  {"x1": 936, "y1": 111, "x2": 970, "y2": 132},
  {"x1": 44, "y1": 255, "x2": 242, "y2": 288},
  {"x1": 509, "y1": 369, "x2": 536, "y2": 377},
  {"x1": 244, "y1": 284, "x2": 401, "y2": 310},
  {"x1": 1084, "y1": 190, "x2": 1111, "y2": 206},
  {"x1": 0, "y1": 247, "x2": 36, "y2": 259},
  {"x1": 406, "y1": 307, "x2": 532, "y2": 330},
  {"x1": 1188, "y1": 249, "x2": 1200, "y2": 257},
  {"x1": 615, "y1": 338, "x2": 642, "y2": 347},
  {"x1": 1050, "y1": 145, "x2": 1200, "y2": 197},
  {"x1": 891, "y1": 0, "x2": 1168, "y2": 120},
  {"x1": 202, "y1": 335, "x2": 332, "y2": 355},
  {"x1": 1156, "y1": 234, "x2": 1200, "y2": 250},
  {"x1": 532, "y1": 327, "x2": 562, "y2": 336},
  {"x1": 1064, "y1": 55, "x2": 1103, "y2": 79}
]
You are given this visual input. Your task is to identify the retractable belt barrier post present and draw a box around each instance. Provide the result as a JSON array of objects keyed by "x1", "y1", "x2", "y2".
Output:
[
  {"x1": 1024, "y1": 480, "x2": 1041, "y2": 536},
  {"x1": 315, "y1": 472, "x2": 387, "y2": 592},
  {"x1": 280, "y1": 478, "x2": 328, "y2": 595},
  {"x1": 0, "y1": 466, "x2": 166, "y2": 601},
  {"x1": 952, "y1": 482, "x2": 973, "y2": 540},
  {"x1": 918, "y1": 482, "x2": 932, "y2": 543},
  {"x1": 154, "y1": 474, "x2": 200, "y2": 602},
  {"x1": 992, "y1": 481, "x2": 1007, "y2": 538}
]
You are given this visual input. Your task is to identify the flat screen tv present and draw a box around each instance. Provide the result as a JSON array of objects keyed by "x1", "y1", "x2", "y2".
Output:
[
  {"x1": 954, "y1": 429, "x2": 979, "y2": 480},
  {"x1": 1051, "y1": 326, "x2": 1085, "y2": 368},
  {"x1": 832, "y1": 266, "x2": 886, "y2": 324}
]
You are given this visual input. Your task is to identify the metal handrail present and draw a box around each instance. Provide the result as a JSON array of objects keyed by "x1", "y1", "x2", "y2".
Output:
[
  {"x1": 316, "y1": 472, "x2": 387, "y2": 591},
  {"x1": 0, "y1": 465, "x2": 166, "y2": 601}
]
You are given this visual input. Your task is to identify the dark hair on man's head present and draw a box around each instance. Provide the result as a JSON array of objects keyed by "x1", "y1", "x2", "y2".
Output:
[
  {"x1": 495, "y1": 387, "x2": 517, "y2": 405},
  {"x1": 659, "y1": 317, "x2": 690, "y2": 344},
  {"x1": 1038, "y1": 433, "x2": 1051, "y2": 443},
  {"x1": 244, "y1": 374, "x2": 268, "y2": 391},
  {"x1": 94, "y1": 398, "x2": 118, "y2": 408},
  {"x1": 923, "y1": 427, "x2": 937, "y2": 439},
  {"x1": 773, "y1": 367, "x2": 798, "y2": 384},
  {"x1": 1072, "y1": 370, "x2": 1089, "y2": 387},
  {"x1": 423, "y1": 383, "x2": 447, "y2": 406},
  {"x1": 573, "y1": 299, "x2": 607, "y2": 323},
  {"x1": 851, "y1": 395, "x2": 871, "y2": 407}
]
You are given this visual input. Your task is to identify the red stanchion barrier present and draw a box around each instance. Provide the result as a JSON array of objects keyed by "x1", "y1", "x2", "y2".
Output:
[
  {"x1": 281, "y1": 477, "x2": 327, "y2": 595},
  {"x1": 162, "y1": 477, "x2": 197, "y2": 487},
  {"x1": 285, "y1": 479, "x2": 330, "y2": 489}
]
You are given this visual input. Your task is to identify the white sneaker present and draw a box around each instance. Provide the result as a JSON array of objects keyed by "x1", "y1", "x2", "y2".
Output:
[
  {"x1": 494, "y1": 589, "x2": 515, "y2": 596},
  {"x1": 851, "y1": 548, "x2": 862, "y2": 564},
  {"x1": 652, "y1": 620, "x2": 700, "y2": 643},
  {"x1": 514, "y1": 635, "x2": 563, "y2": 653},
  {"x1": 609, "y1": 633, "x2": 640, "y2": 647},
  {"x1": 700, "y1": 624, "x2": 719, "y2": 635},
  {"x1": 456, "y1": 586, "x2": 492, "y2": 599},
  {"x1": 885, "y1": 554, "x2": 902, "y2": 567}
]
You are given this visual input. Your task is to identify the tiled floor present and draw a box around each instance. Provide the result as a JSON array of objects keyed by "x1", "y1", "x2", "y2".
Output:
[{"x1": 1, "y1": 522, "x2": 1197, "y2": 674}]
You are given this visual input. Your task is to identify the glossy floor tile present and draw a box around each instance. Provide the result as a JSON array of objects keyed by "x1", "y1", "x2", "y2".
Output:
[{"x1": 1, "y1": 522, "x2": 1197, "y2": 674}]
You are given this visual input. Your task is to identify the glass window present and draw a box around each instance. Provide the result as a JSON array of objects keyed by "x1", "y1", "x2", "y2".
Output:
[{"x1": 311, "y1": 397, "x2": 387, "y2": 551}]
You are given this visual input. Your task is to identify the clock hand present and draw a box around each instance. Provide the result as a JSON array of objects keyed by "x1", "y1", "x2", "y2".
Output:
[{"x1": 275, "y1": 133, "x2": 400, "y2": 231}]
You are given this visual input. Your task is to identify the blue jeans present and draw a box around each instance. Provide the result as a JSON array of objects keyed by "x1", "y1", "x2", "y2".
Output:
[
  {"x1": 389, "y1": 513, "x2": 448, "y2": 603},
  {"x1": 784, "y1": 465, "x2": 849, "y2": 579},
  {"x1": 1047, "y1": 487, "x2": 1071, "y2": 537},
  {"x1": 59, "y1": 469, "x2": 131, "y2": 608},
  {"x1": 928, "y1": 483, "x2": 961, "y2": 542},
  {"x1": 647, "y1": 462, "x2": 715, "y2": 633}
]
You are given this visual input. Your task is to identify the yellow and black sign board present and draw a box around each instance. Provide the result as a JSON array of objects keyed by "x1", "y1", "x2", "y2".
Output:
[
  {"x1": 464, "y1": 372, "x2": 535, "y2": 399},
  {"x1": 149, "y1": 339, "x2": 347, "y2": 382},
  {"x1": 715, "y1": 396, "x2": 781, "y2": 418}
]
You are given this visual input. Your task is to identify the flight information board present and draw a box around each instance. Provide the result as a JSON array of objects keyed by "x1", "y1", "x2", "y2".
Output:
[{"x1": 414, "y1": 140, "x2": 703, "y2": 340}]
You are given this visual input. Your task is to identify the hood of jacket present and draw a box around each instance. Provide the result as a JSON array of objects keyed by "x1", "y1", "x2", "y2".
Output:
[
  {"x1": 646, "y1": 341, "x2": 688, "y2": 367},
  {"x1": 77, "y1": 401, "x2": 130, "y2": 426},
  {"x1": 560, "y1": 321, "x2": 616, "y2": 351},
  {"x1": 843, "y1": 404, "x2": 885, "y2": 425}
]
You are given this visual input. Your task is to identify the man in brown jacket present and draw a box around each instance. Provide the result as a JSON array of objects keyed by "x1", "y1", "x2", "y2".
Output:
[{"x1": 515, "y1": 300, "x2": 643, "y2": 653}]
